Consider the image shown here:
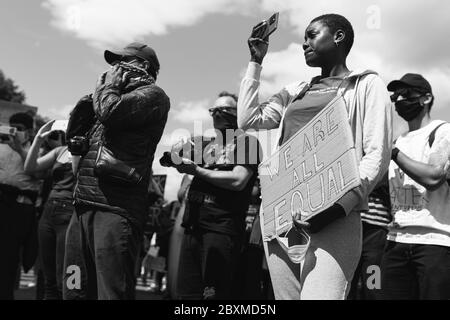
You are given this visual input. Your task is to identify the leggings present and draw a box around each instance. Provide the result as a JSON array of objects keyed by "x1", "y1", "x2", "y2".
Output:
[{"x1": 263, "y1": 211, "x2": 362, "y2": 300}]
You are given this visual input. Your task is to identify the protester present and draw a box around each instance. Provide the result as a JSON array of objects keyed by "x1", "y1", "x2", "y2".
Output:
[
  {"x1": 238, "y1": 13, "x2": 392, "y2": 299},
  {"x1": 172, "y1": 91, "x2": 262, "y2": 299},
  {"x1": 167, "y1": 174, "x2": 193, "y2": 299},
  {"x1": 348, "y1": 173, "x2": 391, "y2": 300},
  {"x1": 381, "y1": 73, "x2": 450, "y2": 300},
  {"x1": 62, "y1": 42, "x2": 170, "y2": 300},
  {"x1": 24, "y1": 120, "x2": 74, "y2": 300},
  {"x1": 232, "y1": 178, "x2": 267, "y2": 299},
  {"x1": 0, "y1": 112, "x2": 40, "y2": 299}
]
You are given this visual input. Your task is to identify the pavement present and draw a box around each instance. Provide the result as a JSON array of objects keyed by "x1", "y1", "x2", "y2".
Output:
[{"x1": 14, "y1": 269, "x2": 166, "y2": 300}]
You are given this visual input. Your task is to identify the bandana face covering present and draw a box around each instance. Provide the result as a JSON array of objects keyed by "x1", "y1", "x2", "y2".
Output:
[
  {"x1": 395, "y1": 98, "x2": 424, "y2": 122},
  {"x1": 276, "y1": 227, "x2": 311, "y2": 264},
  {"x1": 212, "y1": 111, "x2": 238, "y2": 131}
]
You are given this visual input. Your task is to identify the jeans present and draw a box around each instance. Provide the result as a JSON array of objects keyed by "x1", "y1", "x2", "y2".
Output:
[
  {"x1": 177, "y1": 230, "x2": 241, "y2": 300},
  {"x1": 38, "y1": 198, "x2": 73, "y2": 300},
  {"x1": 348, "y1": 223, "x2": 387, "y2": 300},
  {"x1": 62, "y1": 209, "x2": 141, "y2": 300},
  {"x1": 0, "y1": 198, "x2": 36, "y2": 300},
  {"x1": 381, "y1": 241, "x2": 450, "y2": 300}
]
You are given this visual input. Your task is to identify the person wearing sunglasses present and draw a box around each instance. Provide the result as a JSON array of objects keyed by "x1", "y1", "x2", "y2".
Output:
[
  {"x1": 172, "y1": 91, "x2": 263, "y2": 300},
  {"x1": 381, "y1": 73, "x2": 450, "y2": 300},
  {"x1": 23, "y1": 120, "x2": 74, "y2": 300}
]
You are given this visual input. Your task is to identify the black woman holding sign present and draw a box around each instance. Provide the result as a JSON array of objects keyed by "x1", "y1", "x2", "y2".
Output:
[{"x1": 237, "y1": 13, "x2": 393, "y2": 299}]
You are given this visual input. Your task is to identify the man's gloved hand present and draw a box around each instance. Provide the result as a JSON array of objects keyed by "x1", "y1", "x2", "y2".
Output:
[{"x1": 293, "y1": 203, "x2": 346, "y2": 234}]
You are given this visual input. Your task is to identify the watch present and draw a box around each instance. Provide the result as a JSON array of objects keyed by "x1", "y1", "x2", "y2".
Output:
[{"x1": 391, "y1": 147, "x2": 400, "y2": 161}]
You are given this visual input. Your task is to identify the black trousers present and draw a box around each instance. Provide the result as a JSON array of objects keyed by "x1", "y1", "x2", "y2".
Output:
[
  {"x1": 348, "y1": 222, "x2": 387, "y2": 300},
  {"x1": 0, "y1": 198, "x2": 36, "y2": 300},
  {"x1": 38, "y1": 198, "x2": 73, "y2": 300},
  {"x1": 62, "y1": 209, "x2": 141, "y2": 300},
  {"x1": 381, "y1": 241, "x2": 450, "y2": 300},
  {"x1": 177, "y1": 230, "x2": 241, "y2": 300}
]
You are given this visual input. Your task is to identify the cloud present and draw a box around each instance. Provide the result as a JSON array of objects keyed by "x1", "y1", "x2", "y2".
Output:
[
  {"x1": 42, "y1": 0, "x2": 257, "y2": 48},
  {"x1": 259, "y1": 0, "x2": 450, "y2": 69},
  {"x1": 44, "y1": 104, "x2": 74, "y2": 120},
  {"x1": 171, "y1": 99, "x2": 211, "y2": 124},
  {"x1": 241, "y1": 0, "x2": 450, "y2": 124}
]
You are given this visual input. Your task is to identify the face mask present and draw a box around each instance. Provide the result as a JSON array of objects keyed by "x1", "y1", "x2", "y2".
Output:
[
  {"x1": 212, "y1": 111, "x2": 237, "y2": 131},
  {"x1": 15, "y1": 131, "x2": 28, "y2": 144},
  {"x1": 276, "y1": 227, "x2": 310, "y2": 264},
  {"x1": 395, "y1": 98, "x2": 424, "y2": 122}
]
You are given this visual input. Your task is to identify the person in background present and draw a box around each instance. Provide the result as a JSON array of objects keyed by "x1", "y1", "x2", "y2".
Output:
[
  {"x1": 382, "y1": 73, "x2": 450, "y2": 300},
  {"x1": 173, "y1": 91, "x2": 263, "y2": 300},
  {"x1": 0, "y1": 112, "x2": 40, "y2": 299},
  {"x1": 33, "y1": 127, "x2": 66, "y2": 300},
  {"x1": 348, "y1": 173, "x2": 391, "y2": 300},
  {"x1": 24, "y1": 120, "x2": 74, "y2": 300}
]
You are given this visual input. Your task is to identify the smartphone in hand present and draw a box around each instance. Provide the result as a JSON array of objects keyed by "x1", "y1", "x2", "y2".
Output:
[{"x1": 251, "y1": 12, "x2": 279, "y2": 40}]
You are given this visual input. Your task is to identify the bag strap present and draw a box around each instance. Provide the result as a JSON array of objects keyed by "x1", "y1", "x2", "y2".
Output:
[{"x1": 428, "y1": 122, "x2": 447, "y2": 147}]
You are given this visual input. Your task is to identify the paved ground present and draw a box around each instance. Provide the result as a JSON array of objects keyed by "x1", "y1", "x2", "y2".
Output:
[{"x1": 14, "y1": 269, "x2": 166, "y2": 300}]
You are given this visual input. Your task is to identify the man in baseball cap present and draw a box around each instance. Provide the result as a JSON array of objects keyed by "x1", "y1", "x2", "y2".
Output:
[
  {"x1": 63, "y1": 41, "x2": 170, "y2": 300},
  {"x1": 104, "y1": 42, "x2": 160, "y2": 79},
  {"x1": 388, "y1": 73, "x2": 432, "y2": 94},
  {"x1": 382, "y1": 73, "x2": 450, "y2": 300},
  {"x1": 388, "y1": 73, "x2": 434, "y2": 122}
]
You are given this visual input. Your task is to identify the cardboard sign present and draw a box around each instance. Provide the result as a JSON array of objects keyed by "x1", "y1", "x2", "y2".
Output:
[{"x1": 258, "y1": 96, "x2": 361, "y2": 241}]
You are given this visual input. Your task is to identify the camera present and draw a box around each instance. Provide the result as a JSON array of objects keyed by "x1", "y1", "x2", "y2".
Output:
[
  {"x1": 159, "y1": 151, "x2": 176, "y2": 167},
  {"x1": 0, "y1": 125, "x2": 17, "y2": 143},
  {"x1": 68, "y1": 136, "x2": 90, "y2": 156}
]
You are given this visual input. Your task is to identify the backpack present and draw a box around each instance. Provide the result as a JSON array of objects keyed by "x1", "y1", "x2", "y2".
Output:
[
  {"x1": 428, "y1": 122, "x2": 450, "y2": 184},
  {"x1": 66, "y1": 94, "x2": 96, "y2": 141}
]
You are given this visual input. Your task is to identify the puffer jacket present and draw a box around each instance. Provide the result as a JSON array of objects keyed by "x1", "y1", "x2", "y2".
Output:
[{"x1": 73, "y1": 78, "x2": 170, "y2": 229}]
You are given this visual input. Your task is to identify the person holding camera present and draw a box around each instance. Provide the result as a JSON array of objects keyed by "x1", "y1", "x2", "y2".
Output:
[
  {"x1": 24, "y1": 120, "x2": 74, "y2": 300},
  {"x1": 168, "y1": 91, "x2": 262, "y2": 300},
  {"x1": 0, "y1": 112, "x2": 41, "y2": 299},
  {"x1": 62, "y1": 42, "x2": 170, "y2": 300},
  {"x1": 238, "y1": 14, "x2": 392, "y2": 299},
  {"x1": 381, "y1": 74, "x2": 450, "y2": 300}
]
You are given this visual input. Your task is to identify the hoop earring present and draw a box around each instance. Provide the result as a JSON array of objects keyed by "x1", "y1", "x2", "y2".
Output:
[{"x1": 334, "y1": 41, "x2": 339, "y2": 47}]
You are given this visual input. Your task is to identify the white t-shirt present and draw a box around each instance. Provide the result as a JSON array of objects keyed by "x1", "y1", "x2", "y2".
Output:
[
  {"x1": 388, "y1": 120, "x2": 450, "y2": 247},
  {"x1": 0, "y1": 142, "x2": 40, "y2": 192}
]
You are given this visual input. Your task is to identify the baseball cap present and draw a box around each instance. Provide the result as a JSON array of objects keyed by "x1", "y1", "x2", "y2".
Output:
[
  {"x1": 387, "y1": 73, "x2": 432, "y2": 94},
  {"x1": 104, "y1": 42, "x2": 160, "y2": 77}
]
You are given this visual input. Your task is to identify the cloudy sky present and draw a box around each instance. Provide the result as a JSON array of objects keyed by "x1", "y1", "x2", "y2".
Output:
[{"x1": 1, "y1": 0, "x2": 450, "y2": 201}]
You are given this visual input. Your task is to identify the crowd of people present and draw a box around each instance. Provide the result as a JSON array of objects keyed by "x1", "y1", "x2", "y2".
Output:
[{"x1": 0, "y1": 12, "x2": 449, "y2": 300}]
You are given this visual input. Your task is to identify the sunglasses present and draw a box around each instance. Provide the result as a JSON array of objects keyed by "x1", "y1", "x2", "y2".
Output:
[
  {"x1": 390, "y1": 88, "x2": 424, "y2": 103},
  {"x1": 208, "y1": 106, "x2": 237, "y2": 116}
]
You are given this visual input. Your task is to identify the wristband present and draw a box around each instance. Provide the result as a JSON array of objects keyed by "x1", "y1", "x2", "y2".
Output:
[{"x1": 391, "y1": 147, "x2": 400, "y2": 161}]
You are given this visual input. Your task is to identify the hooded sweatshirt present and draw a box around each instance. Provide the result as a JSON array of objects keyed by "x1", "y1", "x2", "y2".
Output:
[{"x1": 237, "y1": 62, "x2": 393, "y2": 220}]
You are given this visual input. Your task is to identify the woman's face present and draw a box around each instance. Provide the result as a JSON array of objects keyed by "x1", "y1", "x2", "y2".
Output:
[{"x1": 303, "y1": 21, "x2": 337, "y2": 67}]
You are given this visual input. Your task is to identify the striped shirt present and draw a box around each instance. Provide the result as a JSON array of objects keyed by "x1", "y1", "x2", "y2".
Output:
[
  {"x1": 361, "y1": 174, "x2": 392, "y2": 228},
  {"x1": 361, "y1": 195, "x2": 392, "y2": 228}
]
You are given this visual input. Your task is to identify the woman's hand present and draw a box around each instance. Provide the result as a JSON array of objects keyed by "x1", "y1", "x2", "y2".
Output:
[
  {"x1": 248, "y1": 24, "x2": 269, "y2": 65},
  {"x1": 36, "y1": 120, "x2": 55, "y2": 141},
  {"x1": 292, "y1": 208, "x2": 311, "y2": 231},
  {"x1": 295, "y1": 204, "x2": 346, "y2": 234}
]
